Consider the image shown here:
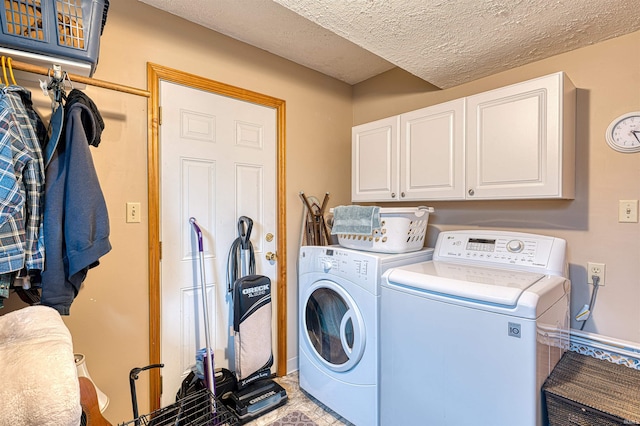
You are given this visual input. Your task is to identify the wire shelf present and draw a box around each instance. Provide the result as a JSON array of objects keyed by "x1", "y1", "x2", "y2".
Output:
[{"x1": 118, "y1": 388, "x2": 239, "y2": 426}]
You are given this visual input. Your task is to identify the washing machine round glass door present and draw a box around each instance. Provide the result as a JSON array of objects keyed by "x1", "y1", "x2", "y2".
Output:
[{"x1": 302, "y1": 279, "x2": 366, "y2": 372}]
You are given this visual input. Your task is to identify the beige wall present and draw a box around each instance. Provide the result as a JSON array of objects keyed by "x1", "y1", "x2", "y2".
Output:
[
  {"x1": 5, "y1": 0, "x2": 353, "y2": 423},
  {"x1": 354, "y1": 32, "x2": 640, "y2": 346},
  {"x1": 4, "y1": 0, "x2": 639, "y2": 423}
]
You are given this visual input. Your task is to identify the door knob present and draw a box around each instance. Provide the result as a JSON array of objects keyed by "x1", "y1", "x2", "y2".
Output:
[{"x1": 266, "y1": 251, "x2": 277, "y2": 261}]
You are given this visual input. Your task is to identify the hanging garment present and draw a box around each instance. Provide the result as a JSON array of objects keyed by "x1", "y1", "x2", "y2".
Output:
[
  {"x1": 40, "y1": 90, "x2": 111, "y2": 315},
  {"x1": 0, "y1": 87, "x2": 47, "y2": 307},
  {"x1": 64, "y1": 89, "x2": 105, "y2": 147},
  {"x1": 7, "y1": 88, "x2": 47, "y2": 272},
  {"x1": 0, "y1": 100, "x2": 27, "y2": 275}
]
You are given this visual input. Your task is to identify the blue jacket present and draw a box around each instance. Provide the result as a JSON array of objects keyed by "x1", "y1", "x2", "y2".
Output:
[{"x1": 41, "y1": 91, "x2": 111, "y2": 315}]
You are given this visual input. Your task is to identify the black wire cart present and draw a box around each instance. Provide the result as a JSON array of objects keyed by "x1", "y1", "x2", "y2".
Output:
[{"x1": 118, "y1": 364, "x2": 239, "y2": 426}]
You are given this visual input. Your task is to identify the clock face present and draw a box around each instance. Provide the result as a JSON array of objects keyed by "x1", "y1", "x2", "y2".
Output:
[{"x1": 606, "y1": 112, "x2": 640, "y2": 153}]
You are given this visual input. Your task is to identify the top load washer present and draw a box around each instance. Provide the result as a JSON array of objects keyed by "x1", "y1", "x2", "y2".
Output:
[
  {"x1": 380, "y1": 230, "x2": 570, "y2": 426},
  {"x1": 299, "y1": 246, "x2": 434, "y2": 426}
]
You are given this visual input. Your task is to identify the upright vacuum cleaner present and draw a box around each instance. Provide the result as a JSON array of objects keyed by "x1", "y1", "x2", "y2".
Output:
[{"x1": 221, "y1": 216, "x2": 287, "y2": 423}]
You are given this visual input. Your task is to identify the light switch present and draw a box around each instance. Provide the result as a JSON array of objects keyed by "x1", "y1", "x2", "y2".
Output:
[
  {"x1": 618, "y1": 200, "x2": 639, "y2": 223},
  {"x1": 126, "y1": 202, "x2": 141, "y2": 223}
]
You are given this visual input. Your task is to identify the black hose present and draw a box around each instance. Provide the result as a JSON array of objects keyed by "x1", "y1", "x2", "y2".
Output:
[{"x1": 226, "y1": 237, "x2": 255, "y2": 292}]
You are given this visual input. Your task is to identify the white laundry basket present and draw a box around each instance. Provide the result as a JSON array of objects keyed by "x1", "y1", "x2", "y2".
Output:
[{"x1": 335, "y1": 206, "x2": 434, "y2": 253}]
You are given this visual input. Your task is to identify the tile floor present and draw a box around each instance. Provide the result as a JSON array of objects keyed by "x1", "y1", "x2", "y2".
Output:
[{"x1": 245, "y1": 372, "x2": 354, "y2": 426}]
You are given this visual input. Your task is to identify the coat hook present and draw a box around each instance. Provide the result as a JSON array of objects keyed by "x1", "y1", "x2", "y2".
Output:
[
  {"x1": 6, "y1": 57, "x2": 16, "y2": 85},
  {"x1": 1, "y1": 56, "x2": 8, "y2": 86}
]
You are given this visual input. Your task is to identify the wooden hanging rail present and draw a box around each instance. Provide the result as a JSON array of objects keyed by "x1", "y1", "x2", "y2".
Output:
[{"x1": 9, "y1": 59, "x2": 150, "y2": 98}]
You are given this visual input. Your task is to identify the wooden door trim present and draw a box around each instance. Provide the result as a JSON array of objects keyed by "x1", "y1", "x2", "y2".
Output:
[{"x1": 146, "y1": 63, "x2": 287, "y2": 410}]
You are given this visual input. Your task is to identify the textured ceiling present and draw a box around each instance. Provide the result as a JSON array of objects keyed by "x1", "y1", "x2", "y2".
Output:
[{"x1": 139, "y1": 0, "x2": 640, "y2": 88}]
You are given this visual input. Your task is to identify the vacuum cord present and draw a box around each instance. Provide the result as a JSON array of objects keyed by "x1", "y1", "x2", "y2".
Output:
[{"x1": 579, "y1": 275, "x2": 601, "y2": 331}]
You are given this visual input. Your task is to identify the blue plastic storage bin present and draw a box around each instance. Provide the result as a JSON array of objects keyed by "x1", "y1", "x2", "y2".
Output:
[{"x1": 0, "y1": 0, "x2": 108, "y2": 76}]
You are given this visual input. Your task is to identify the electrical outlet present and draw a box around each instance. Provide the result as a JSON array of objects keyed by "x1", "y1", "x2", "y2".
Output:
[{"x1": 587, "y1": 262, "x2": 605, "y2": 286}]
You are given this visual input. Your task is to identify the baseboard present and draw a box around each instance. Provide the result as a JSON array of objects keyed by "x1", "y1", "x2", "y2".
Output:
[{"x1": 286, "y1": 356, "x2": 298, "y2": 375}]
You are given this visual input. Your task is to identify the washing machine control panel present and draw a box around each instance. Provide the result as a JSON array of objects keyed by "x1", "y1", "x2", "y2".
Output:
[
  {"x1": 434, "y1": 231, "x2": 567, "y2": 276},
  {"x1": 314, "y1": 248, "x2": 376, "y2": 283}
]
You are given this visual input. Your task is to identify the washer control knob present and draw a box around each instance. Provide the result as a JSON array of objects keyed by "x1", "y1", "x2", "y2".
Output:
[
  {"x1": 506, "y1": 239, "x2": 524, "y2": 253},
  {"x1": 322, "y1": 260, "x2": 333, "y2": 271}
]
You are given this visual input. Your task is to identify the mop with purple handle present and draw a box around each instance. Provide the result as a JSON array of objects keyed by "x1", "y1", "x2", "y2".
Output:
[{"x1": 189, "y1": 217, "x2": 216, "y2": 398}]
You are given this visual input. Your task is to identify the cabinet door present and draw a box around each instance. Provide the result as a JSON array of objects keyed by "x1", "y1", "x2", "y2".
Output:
[
  {"x1": 352, "y1": 116, "x2": 399, "y2": 202},
  {"x1": 466, "y1": 72, "x2": 575, "y2": 199},
  {"x1": 400, "y1": 99, "x2": 465, "y2": 200}
]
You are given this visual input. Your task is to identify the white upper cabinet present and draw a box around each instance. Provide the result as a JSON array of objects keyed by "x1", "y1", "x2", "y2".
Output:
[
  {"x1": 465, "y1": 72, "x2": 576, "y2": 200},
  {"x1": 352, "y1": 99, "x2": 465, "y2": 202},
  {"x1": 352, "y1": 116, "x2": 399, "y2": 202},
  {"x1": 400, "y1": 99, "x2": 465, "y2": 200},
  {"x1": 352, "y1": 72, "x2": 576, "y2": 202}
]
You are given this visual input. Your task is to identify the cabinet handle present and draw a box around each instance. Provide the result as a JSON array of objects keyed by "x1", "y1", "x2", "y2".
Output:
[
  {"x1": 391, "y1": 192, "x2": 396, "y2": 198},
  {"x1": 401, "y1": 192, "x2": 406, "y2": 198},
  {"x1": 468, "y1": 189, "x2": 475, "y2": 196}
]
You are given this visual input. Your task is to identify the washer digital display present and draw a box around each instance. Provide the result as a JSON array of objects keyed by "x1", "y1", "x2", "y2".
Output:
[{"x1": 466, "y1": 238, "x2": 496, "y2": 252}]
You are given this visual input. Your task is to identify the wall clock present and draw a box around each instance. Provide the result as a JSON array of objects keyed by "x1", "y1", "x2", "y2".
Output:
[{"x1": 605, "y1": 112, "x2": 640, "y2": 153}]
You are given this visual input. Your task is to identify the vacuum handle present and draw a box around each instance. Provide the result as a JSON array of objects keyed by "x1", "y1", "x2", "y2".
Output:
[
  {"x1": 189, "y1": 217, "x2": 203, "y2": 252},
  {"x1": 238, "y1": 216, "x2": 253, "y2": 250}
]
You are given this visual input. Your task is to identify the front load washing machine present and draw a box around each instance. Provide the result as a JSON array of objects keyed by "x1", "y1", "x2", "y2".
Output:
[
  {"x1": 298, "y1": 246, "x2": 434, "y2": 426},
  {"x1": 380, "y1": 230, "x2": 571, "y2": 426}
]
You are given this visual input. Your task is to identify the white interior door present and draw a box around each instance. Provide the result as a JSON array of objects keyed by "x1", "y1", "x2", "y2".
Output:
[{"x1": 159, "y1": 80, "x2": 277, "y2": 406}]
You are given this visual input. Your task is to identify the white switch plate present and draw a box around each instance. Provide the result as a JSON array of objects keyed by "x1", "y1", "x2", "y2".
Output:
[
  {"x1": 126, "y1": 202, "x2": 141, "y2": 223},
  {"x1": 618, "y1": 200, "x2": 639, "y2": 223}
]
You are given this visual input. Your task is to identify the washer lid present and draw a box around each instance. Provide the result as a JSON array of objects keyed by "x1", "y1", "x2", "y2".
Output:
[{"x1": 385, "y1": 261, "x2": 545, "y2": 306}]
